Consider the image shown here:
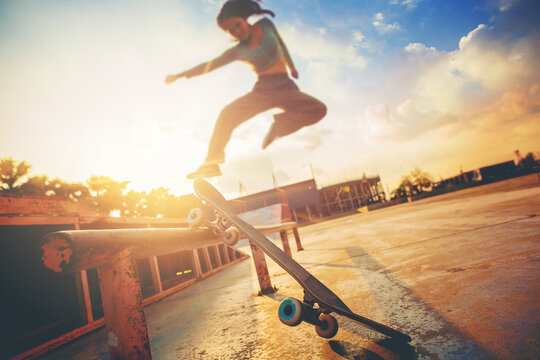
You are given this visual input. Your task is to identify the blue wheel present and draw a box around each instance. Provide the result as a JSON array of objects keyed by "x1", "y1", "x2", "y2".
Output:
[
  {"x1": 187, "y1": 208, "x2": 204, "y2": 227},
  {"x1": 278, "y1": 298, "x2": 304, "y2": 326}
]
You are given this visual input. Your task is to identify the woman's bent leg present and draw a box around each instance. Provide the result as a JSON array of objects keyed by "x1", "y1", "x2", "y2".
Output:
[
  {"x1": 271, "y1": 90, "x2": 327, "y2": 139},
  {"x1": 205, "y1": 91, "x2": 274, "y2": 164}
]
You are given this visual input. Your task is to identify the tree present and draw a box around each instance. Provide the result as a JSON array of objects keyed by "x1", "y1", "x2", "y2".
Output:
[
  {"x1": 87, "y1": 175, "x2": 130, "y2": 215},
  {"x1": 122, "y1": 190, "x2": 147, "y2": 217},
  {"x1": 410, "y1": 167, "x2": 434, "y2": 192},
  {"x1": 1, "y1": 157, "x2": 201, "y2": 219},
  {"x1": 0, "y1": 157, "x2": 31, "y2": 193},
  {"x1": 520, "y1": 152, "x2": 539, "y2": 170},
  {"x1": 396, "y1": 175, "x2": 414, "y2": 196},
  {"x1": 395, "y1": 167, "x2": 434, "y2": 196},
  {"x1": 143, "y1": 187, "x2": 174, "y2": 218},
  {"x1": 50, "y1": 178, "x2": 91, "y2": 203},
  {"x1": 19, "y1": 175, "x2": 51, "y2": 196}
]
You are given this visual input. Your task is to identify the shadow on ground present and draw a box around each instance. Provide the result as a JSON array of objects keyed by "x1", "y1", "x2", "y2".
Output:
[
  {"x1": 264, "y1": 289, "x2": 417, "y2": 359},
  {"x1": 343, "y1": 245, "x2": 494, "y2": 359}
]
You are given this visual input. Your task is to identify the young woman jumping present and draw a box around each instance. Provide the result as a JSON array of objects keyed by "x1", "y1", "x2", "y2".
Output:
[{"x1": 165, "y1": 0, "x2": 327, "y2": 179}]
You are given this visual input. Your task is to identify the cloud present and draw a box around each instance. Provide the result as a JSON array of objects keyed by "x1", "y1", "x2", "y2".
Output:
[
  {"x1": 454, "y1": 25, "x2": 539, "y2": 95},
  {"x1": 281, "y1": 20, "x2": 368, "y2": 70},
  {"x1": 463, "y1": 84, "x2": 540, "y2": 128},
  {"x1": 358, "y1": 0, "x2": 540, "y2": 146},
  {"x1": 372, "y1": 13, "x2": 401, "y2": 34},
  {"x1": 405, "y1": 42, "x2": 438, "y2": 55},
  {"x1": 458, "y1": 24, "x2": 487, "y2": 49},
  {"x1": 288, "y1": 128, "x2": 331, "y2": 150},
  {"x1": 406, "y1": 1, "x2": 537, "y2": 111},
  {"x1": 391, "y1": 0, "x2": 424, "y2": 9},
  {"x1": 360, "y1": 101, "x2": 458, "y2": 142},
  {"x1": 492, "y1": 0, "x2": 520, "y2": 12},
  {"x1": 353, "y1": 31, "x2": 365, "y2": 43}
]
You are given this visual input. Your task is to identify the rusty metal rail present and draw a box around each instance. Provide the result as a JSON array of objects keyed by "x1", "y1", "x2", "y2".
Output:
[
  {"x1": 39, "y1": 222, "x2": 302, "y2": 360},
  {"x1": 41, "y1": 223, "x2": 299, "y2": 273},
  {"x1": 42, "y1": 227, "x2": 224, "y2": 273},
  {"x1": 40, "y1": 227, "x2": 228, "y2": 359}
]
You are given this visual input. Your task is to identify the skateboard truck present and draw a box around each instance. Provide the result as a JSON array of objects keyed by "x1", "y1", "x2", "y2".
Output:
[
  {"x1": 278, "y1": 291, "x2": 339, "y2": 338},
  {"x1": 188, "y1": 207, "x2": 240, "y2": 246}
]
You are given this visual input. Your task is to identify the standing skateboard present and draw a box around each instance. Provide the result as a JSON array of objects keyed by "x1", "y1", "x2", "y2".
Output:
[{"x1": 189, "y1": 179, "x2": 411, "y2": 342}]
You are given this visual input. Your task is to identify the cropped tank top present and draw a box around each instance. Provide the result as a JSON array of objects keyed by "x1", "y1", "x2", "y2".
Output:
[{"x1": 184, "y1": 18, "x2": 294, "y2": 78}]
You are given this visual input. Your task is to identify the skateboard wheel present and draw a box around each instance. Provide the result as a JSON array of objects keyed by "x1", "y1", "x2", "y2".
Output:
[
  {"x1": 223, "y1": 227, "x2": 239, "y2": 246},
  {"x1": 187, "y1": 208, "x2": 205, "y2": 227},
  {"x1": 315, "y1": 314, "x2": 338, "y2": 339},
  {"x1": 278, "y1": 298, "x2": 304, "y2": 327},
  {"x1": 218, "y1": 216, "x2": 232, "y2": 230}
]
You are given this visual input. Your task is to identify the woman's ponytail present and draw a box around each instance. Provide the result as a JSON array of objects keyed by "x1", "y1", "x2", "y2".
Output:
[{"x1": 217, "y1": 0, "x2": 275, "y2": 28}]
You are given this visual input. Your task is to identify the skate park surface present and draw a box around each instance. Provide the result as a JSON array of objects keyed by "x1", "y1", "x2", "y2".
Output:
[{"x1": 38, "y1": 174, "x2": 540, "y2": 359}]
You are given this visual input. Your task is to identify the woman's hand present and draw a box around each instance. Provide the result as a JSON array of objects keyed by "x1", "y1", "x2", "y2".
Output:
[
  {"x1": 164, "y1": 73, "x2": 184, "y2": 85},
  {"x1": 290, "y1": 67, "x2": 299, "y2": 79}
]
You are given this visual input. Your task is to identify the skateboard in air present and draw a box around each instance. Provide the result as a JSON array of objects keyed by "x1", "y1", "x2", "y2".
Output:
[{"x1": 188, "y1": 179, "x2": 411, "y2": 342}]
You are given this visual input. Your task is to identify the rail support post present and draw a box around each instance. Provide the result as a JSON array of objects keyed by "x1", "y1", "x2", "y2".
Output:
[
  {"x1": 279, "y1": 230, "x2": 292, "y2": 257},
  {"x1": 292, "y1": 227, "x2": 304, "y2": 251},
  {"x1": 97, "y1": 248, "x2": 152, "y2": 360},
  {"x1": 248, "y1": 241, "x2": 274, "y2": 294}
]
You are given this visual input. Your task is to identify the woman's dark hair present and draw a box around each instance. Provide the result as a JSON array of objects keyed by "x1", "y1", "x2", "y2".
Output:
[{"x1": 217, "y1": 0, "x2": 275, "y2": 29}]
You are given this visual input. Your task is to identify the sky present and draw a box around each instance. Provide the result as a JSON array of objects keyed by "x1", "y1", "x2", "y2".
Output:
[{"x1": 1, "y1": 0, "x2": 539, "y2": 198}]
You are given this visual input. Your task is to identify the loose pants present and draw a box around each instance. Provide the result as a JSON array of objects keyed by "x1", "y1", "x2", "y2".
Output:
[{"x1": 205, "y1": 74, "x2": 327, "y2": 164}]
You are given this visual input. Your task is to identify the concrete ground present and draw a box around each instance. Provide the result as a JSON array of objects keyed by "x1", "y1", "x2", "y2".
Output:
[{"x1": 38, "y1": 174, "x2": 540, "y2": 360}]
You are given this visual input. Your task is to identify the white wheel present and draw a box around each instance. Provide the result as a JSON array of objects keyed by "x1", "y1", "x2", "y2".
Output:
[
  {"x1": 218, "y1": 216, "x2": 232, "y2": 230},
  {"x1": 187, "y1": 208, "x2": 205, "y2": 227},
  {"x1": 315, "y1": 314, "x2": 338, "y2": 339},
  {"x1": 223, "y1": 227, "x2": 240, "y2": 246},
  {"x1": 278, "y1": 298, "x2": 304, "y2": 327}
]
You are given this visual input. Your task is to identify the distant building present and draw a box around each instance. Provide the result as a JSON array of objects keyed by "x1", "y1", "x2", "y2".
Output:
[
  {"x1": 232, "y1": 175, "x2": 387, "y2": 223},
  {"x1": 479, "y1": 160, "x2": 515, "y2": 183},
  {"x1": 232, "y1": 179, "x2": 321, "y2": 223},
  {"x1": 433, "y1": 160, "x2": 517, "y2": 192},
  {"x1": 319, "y1": 175, "x2": 386, "y2": 217},
  {"x1": 434, "y1": 169, "x2": 482, "y2": 190}
]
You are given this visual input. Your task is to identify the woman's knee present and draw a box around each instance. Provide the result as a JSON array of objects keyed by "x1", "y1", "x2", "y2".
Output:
[
  {"x1": 316, "y1": 101, "x2": 327, "y2": 120},
  {"x1": 308, "y1": 101, "x2": 327, "y2": 124}
]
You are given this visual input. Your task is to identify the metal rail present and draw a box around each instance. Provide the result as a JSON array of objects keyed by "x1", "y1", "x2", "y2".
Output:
[{"x1": 39, "y1": 223, "x2": 300, "y2": 360}]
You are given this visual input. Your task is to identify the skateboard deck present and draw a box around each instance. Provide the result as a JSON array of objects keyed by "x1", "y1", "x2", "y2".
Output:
[{"x1": 192, "y1": 179, "x2": 411, "y2": 342}]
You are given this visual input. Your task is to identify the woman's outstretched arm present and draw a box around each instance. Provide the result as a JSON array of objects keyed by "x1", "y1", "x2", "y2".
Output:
[{"x1": 165, "y1": 47, "x2": 238, "y2": 85}]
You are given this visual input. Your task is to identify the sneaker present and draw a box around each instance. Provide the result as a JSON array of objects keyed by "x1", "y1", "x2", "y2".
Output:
[
  {"x1": 262, "y1": 123, "x2": 279, "y2": 149},
  {"x1": 187, "y1": 164, "x2": 222, "y2": 179}
]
